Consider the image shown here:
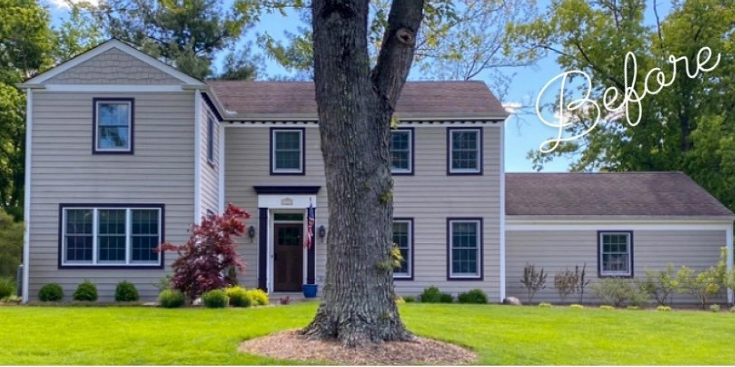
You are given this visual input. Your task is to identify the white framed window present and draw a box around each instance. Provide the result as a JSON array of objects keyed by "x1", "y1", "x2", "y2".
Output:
[
  {"x1": 271, "y1": 129, "x2": 304, "y2": 174},
  {"x1": 60, "y1": 204, "x2": 163, "y2": 267},
  {"x1": 393, "y1": 219, "x2": 413, "y2": 279},
  {"x1": 448, "y1": 218, "x2": 482, "y2": 279},
  {"x1": 391, "y1": 129, "x2": 413, "y2": 174},
  {"x1": 94, "y1": 99, "x2": 133, "y2": 153},
  {"x1": 448, "y1": 128, "x2": 482, "y2": 174},
  {"x1": 599, "y1": 231, "x2": 633, "y2": 277}
]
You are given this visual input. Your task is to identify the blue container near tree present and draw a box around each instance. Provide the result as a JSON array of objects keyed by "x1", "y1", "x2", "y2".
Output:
[{"x1": 302, "y1": 284, "x2": 318, "y2": 298}]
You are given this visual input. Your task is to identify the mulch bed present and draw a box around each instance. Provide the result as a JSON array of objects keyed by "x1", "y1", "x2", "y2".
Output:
[{"x1": 239, "y1": 330, "x2": 478, "y2": 365}]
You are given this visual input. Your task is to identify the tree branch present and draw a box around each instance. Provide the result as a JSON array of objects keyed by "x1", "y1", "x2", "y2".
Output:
[{"x1": 370, "y1": 0, "x2": 425, "y2": 107}]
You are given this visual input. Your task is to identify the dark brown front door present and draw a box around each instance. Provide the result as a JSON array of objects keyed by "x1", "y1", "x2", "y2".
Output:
[{"x1": 273, "y1": 223, "x2": 304, "y2": 292}]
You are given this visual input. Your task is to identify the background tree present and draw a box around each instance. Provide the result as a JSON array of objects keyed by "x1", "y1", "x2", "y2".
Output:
[
  {"x1": 0, "y1": 0, "x2": 55, "y2": 221},
  {"x1": 509, "y1": 0, "x2": 735, "y2": 210},
  {"x1": 0, "y1": 208, "x2": 23, "y2": 279},
  {"x1": 92, "y1": 0, "x2": 260, "y2": 80}
]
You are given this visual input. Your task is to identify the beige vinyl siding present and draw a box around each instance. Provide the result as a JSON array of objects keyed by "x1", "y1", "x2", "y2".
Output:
[
  {"x1": 29, "y1": 91, "x2": 195, "y2": 301},
  {"x1": 393, "y1": 126, "x2": 502, "y2": 299},
  {"x1": 505, "y1": 228, "x2": 727, "y2": 304},
  {"x1": 224, "y1": 124, "x2": 502, "y2": 300},
  {"x1": 225, "y1": 127, "x2": 328, "y2": 289},
  {"x1": 46, "y1": 48, "x2": 182, "y2": 85},
  {"x1": 200, "y1": 100, "x2": 219, "y2": 215}
]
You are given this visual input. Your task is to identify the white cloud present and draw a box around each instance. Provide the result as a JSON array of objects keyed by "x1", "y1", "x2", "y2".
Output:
[
  {"x1": 503, "y1": 102, "x2": 522, "y2": 114},
  {"x1": 47, "y1": 0, "x2": 99, "y2": 9}
]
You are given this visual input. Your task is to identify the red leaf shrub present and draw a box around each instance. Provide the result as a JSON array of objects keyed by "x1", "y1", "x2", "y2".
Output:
[{"x1": 157, "y1": 203, "x2": 250, "y2": 302}]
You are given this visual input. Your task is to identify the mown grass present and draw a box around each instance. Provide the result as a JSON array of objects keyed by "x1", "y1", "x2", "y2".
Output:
[{"x1": 1, "y1": 303, "x2": 734, "y2": 365}]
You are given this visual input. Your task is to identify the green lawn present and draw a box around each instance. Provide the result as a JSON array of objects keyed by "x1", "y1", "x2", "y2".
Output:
[{"x1": 1, "y1": 303, "x2": 734, "y2": 365}]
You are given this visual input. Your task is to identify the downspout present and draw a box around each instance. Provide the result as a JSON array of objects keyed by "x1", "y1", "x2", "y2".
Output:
[
  {"x1": 727, "y1": 224, "x2": 733, "y2": 304},
  {"x1": 22, "y1": 88, "x2": 33, "y2": 303}
]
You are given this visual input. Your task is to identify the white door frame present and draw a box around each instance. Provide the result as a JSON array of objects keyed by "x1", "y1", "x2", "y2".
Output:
[{"x1": 258, "y1": 194, "x2": 316, "y2": 292}]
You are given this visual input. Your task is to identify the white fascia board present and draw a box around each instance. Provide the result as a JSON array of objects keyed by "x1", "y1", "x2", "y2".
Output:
[{"x1": 41, "y1": 85, "x2": 186, "y2": 93}]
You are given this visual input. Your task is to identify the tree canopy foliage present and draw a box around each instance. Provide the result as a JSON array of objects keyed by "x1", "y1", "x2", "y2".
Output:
[
  {"x1": 510, "y1": 0, "x2": 735, "y2": 210},
  {"x1": 91, "y1": 0, "x2": 261, "y2": 80}
]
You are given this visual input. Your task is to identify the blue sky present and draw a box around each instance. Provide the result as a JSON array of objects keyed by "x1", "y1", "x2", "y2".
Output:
[{"x1": 44, "y1": 0, "x2": 672, "y2": 173}]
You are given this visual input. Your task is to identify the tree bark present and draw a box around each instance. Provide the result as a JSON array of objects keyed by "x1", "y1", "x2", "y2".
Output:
[{"x1": 300, "y1": 0, "x2": 424, "y2": 347}]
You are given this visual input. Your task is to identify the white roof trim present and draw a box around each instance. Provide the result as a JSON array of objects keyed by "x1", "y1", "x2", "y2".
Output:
[{"x1": 22, "y1": 39, "x2": 204, "y2": 86}]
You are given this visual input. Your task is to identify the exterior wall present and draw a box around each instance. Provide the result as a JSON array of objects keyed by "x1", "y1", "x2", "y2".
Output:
[
  {"x1": 225, "y1": 126, "x2": 328, "y2": 289},
  {"x1": 28, "y1": 91, "x2": 196, "y2": 301},
  {"x1": 505, "y1": 227, "x2": 728, "y2": 304},
  {"x1": 224, "y1": 123, "x2": 503, "y2": 299},
  {"x1": 46, "y1": 48, "x2": 182, "y2": 85},
  {"x1": 200, "y1": 100, "x2": 219, "y2": 215}
]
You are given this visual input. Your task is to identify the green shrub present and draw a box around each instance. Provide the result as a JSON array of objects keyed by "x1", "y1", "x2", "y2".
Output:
[
  {"x1": 640, "y1": 264, "x2": 679, "y2": 306},
  {"x1": 710, "y1": 304, "x2": 721, "y2": 312},
  {"x1": 202, "y1": 289, "x2": 229, "y2": 308},
  {"x1": 570, "y1": 304, "x2": 584, "y2": 309},
  {"x1": 439, "y1": 293, "x2": 454, "y2": 303},
  {"x1": 159, "y1": 289, "x2": 185, "y2": 308},
  {"x1": 114, "y1": 281, "x2": 139, "y2": 302},
  {"x1": 539, "y1": 302, "x2": 553, "y2": 308},
  {"x1": 420, "y1": 286, "x2": 442, "y2": 303},
  {"x1": 1, "y1": 294, "x2": 21, "y2": 303},
  {"x1": 226, "y1": 286, "x2": 251, "y2": 308},
  {"x1": 72, "y1": 280, "x2": 98, "y2": 302},
  {"x1": 730, "y1": 306, "x2": 735, "y2": 313},
  {"x1": 627, "y1": 306, "x2": 640, "y2": 310},
  {"x1": 599, "y1": 305, "x2": 614, "y2": 310},
  {"x1": 0, "y1": 278, "x2": 14, "y2": 299},
  {"x1": 38, "y1": 283, "x2": 64, "y2": 302},
  {"x1": 592, "y1": 278, "x2": 648, "y2": 307},
  {"x1": 457, "y1": 289, "x2": 488, "y2": 304},
  {"x1": 657, "y1": 306, "x2": 672, "y2": 312},
  {"x1": 403, "y1": 295, "x2": 415, "y2": 303},
  {"x1": 246, "y1": 289, "x2": 269, "y2": 306}
]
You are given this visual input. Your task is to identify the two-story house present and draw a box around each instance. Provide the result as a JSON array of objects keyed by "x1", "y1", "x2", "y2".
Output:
[{"x1": 17, "y1": 40, "x2": 734, "y2": 304}]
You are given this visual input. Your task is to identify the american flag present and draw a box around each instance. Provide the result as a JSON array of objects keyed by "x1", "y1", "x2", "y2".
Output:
[{"x1": 304, "y1": 203, "x2": 315, "y2": 249}]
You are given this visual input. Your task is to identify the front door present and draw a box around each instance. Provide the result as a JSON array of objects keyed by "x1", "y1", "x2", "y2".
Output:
[{"x1": 273, "y1": 223, "x2": 303, "y2": 292}]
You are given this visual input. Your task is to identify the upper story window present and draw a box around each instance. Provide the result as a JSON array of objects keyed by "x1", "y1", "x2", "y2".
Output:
[
  {"x1": 448, "y1": 218, "x2": 482, "y2": 280},
  {"x1": 60, "y1": 204, "x2": 164, "y2": 268},
  {"x1": 391, "y1": 129, "x2": 413, "y2": 175},
  {"x1": 448, "y1": 127, "x2": 482, "y2": 175},
  {"x1": 94, "y1": 99, "x2": 134, "y2": 154},
  {"x1": 393, "y1": 218, "x2": 413, "y2": 279},
  {"x1": 271, "y1": 128, "x2": 304, "y2": 175},
  {"x1": 207, "y1": 114, "x2": 215, "y2": 166},
  {"x1": 599, "y1": 231, "x2": 633, "y2": 277}
]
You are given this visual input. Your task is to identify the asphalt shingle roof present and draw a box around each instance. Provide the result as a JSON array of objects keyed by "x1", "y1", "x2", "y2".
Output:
[
  {"x1": 207, "y1": 80, "x2": 506, "y2": 116},
  {"x1": 506, "y1": 172, "x2": 733, "y2": 217}
]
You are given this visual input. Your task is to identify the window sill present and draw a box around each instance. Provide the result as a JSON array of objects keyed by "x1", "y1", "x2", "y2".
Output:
[{"x1": 59, "y1": 264, "x2": 163, "y2": 270}]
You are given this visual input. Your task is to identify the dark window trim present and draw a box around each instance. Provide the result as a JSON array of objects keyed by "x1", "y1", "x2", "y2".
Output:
[
  {"x1": 597, "y1": 230, "x2": 634, "y2": 278},
  {"x1": 391, "y1": 128, "x2": 415, "y2": 176},
  {"x1": 446, "y1": 127, "x2": 483, "y2": 176},
  {"x1": 57, "y1": 203, "x2": 165, "y2": 269},
  {"x1": 253, "y1": 186, "x2": 321, "y2": 195},
  {"x1": 393, "y1": 217, "x2": 414, "y2": 280},
  {"x1": 446, "y1": 217, "x2": 484, "y2": 281},
  {"x1": 270, "y1": 127, "x2": 306, "y2": 175},
  {"x1": 206, "y1": 113, "x2": 216, "y2": 168},
  {"x1": 92, "y1": 98, "x2": 135, "y2": 155}
]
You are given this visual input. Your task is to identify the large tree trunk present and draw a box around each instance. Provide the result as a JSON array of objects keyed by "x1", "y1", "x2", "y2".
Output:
[{"x1": 300, "y1": 0, "x2": 424, "y2": 347}]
